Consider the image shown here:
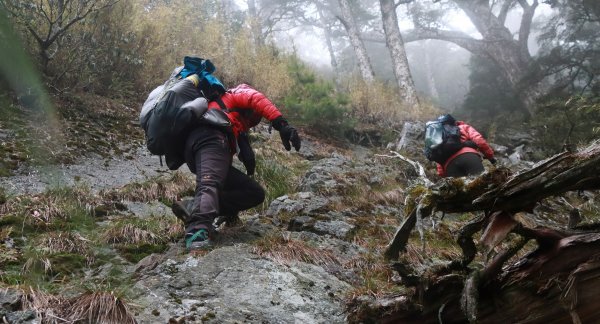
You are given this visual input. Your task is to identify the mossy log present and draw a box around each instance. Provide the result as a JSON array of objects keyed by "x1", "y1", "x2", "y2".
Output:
[{"x1": 386, "y1": 140, "x2": 600, "y2": 260}]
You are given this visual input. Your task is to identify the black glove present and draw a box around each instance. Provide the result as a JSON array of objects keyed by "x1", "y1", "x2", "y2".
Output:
[
  {"x1": 271, "y1": 116, "x2": 301, "y2": 151},
  {"x1": 237, "y1": 132, "x2": 256, "y2": 175},
  {"x1": 488, "y1": 157, "x2": 497, "y2": 165}
]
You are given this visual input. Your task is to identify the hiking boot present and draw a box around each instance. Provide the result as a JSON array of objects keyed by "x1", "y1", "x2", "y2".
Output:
[
  {"x1": 172, "y1": 198, "x2": 194, "y2": 223},
  {"x1": 185, "y1": 228, "x2": 211, "y2": 250}
]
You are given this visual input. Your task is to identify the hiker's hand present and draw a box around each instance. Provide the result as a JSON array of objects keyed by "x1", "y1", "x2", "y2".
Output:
[
  {"x1": 272, "y1": 117, "x2": 301, "y2": 151},
  {"x1": 238, "y1": 133, "x2": 256, "y2": 175},
  {"x1": 488, "y1": 157, "x2": 497, "y2": 165},
  {"x1": 243, "y1": 158, "x2": 256, "y2": 176}
]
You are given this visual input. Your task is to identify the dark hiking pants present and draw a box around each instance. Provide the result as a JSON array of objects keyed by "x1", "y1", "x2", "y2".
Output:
[
  {"x1": 445, "y1": 152, "x2": 484, "y2": 177},
  {"x1": 184, "y1": 127, "x2": 266, "y2": 233},
  {"x1": 184, "y1": 127, "x2": 232, "y2": 233},
  {"x1": 220, "y1": 167, "x2": 265, "y2": 217}
]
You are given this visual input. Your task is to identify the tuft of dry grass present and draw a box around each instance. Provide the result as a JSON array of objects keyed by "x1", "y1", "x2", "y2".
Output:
[
  {"x1": 102, "y1": 216, "x2": 182, "y2": 245},
  {"x1": 102, "y1": 223, "x2": 160, "y2": 245},
  {"x1": 21, "y1": 287, "x2": 69, "y2": 323},
  {"x1": 252, "y1": 232, "x2": 342, "y2": 267},
  {"x1": 101, "y1": 171, "x2": 194, "y2": 203},
  {"x1": 69, "y1": 291, "x2": 137, "y2": 324},
  {"x1": 37, "y1": 232, "x2": 94, "y2": 264},
  {"x1": 371, "y1": 188, "x2": 405, "y2": 206},
  {"x1": 21, "y1": 288, "x2": 137, "y2": 324}
]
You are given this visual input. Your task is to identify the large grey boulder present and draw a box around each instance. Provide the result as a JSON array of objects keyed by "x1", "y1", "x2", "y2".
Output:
[{"x1": 132, "y1": 245, "x2": 350, "y2": 323}]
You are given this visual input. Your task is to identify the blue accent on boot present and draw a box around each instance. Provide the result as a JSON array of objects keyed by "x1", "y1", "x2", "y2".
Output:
[{"x1": 185, "y1": 228, "x2": 210, "y2": 250}]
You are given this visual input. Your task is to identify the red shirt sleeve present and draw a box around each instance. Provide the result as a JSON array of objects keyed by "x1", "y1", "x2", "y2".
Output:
[
  {"x1": 226, "y1": 85, "x2": 282, "y2": 121},
  {"x1": 459, "y1": 123, "x2": 494, "y2": 159},
  {"x1": 437, "y1": 163, "x2": 445, "y2": 177}
]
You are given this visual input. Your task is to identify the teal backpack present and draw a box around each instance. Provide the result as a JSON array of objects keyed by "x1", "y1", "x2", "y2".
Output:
[{"x1": 423, "y1": 119, "x2": 463, "y2": 164}]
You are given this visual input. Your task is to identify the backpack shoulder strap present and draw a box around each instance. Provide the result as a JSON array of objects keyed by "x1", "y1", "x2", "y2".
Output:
[{"x1": 214, "y1": 96, "x2": 228, "y2": 111}]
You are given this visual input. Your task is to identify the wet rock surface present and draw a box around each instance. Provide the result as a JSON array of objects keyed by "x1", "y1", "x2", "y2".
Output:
[
  {"x1": 133, "y1": 245, "x2": 350, "y2": 324},
  {"x1": 0, "y1": 146, "x2": 170, "y2": 196}
]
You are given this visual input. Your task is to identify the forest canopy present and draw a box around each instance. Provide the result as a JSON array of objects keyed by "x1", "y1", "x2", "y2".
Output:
[{"x1": 1, "y1": 0, "x2": 599, "y2": 151}]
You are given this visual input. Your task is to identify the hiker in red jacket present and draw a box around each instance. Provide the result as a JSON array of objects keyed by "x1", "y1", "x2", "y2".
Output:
[
  {"x1": 180, "y1": 83, "x2": 301, "y2": 250},
  {"x1": 436, "y1": 114, "x2": 495, "y2": 177}
]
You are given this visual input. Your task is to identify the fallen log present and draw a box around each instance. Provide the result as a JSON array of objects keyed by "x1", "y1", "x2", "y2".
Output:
[
  {"x1": 362, "y1": 140, "x2": 600, "y2": 323},
  {"x1": 385, "y1": 140, "x2": 600, "y2": 260}
]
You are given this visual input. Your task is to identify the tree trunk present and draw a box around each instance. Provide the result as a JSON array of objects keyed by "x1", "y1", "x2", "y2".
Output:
[
  {"x1": 317, "y1": 4, "x2": 342, "y2": 91},
  {"x1": 337, "y1": 0, "x2": 375, "y2": 83},
  {"x1": 384, "y1": 0, "x2": 544, "y2": 116},
  {"x1": 219, "y1": 0, "x2": 234, "y2": 59},
  {"x1": 379, "y1": 0, "x2": 420, "y2": 112},
  {"x1": 247, "y1": 0, "x2": 263, "y2": 49},
  {"x1": 422, "y1": 41, "x2": 439, "y2": 100}
]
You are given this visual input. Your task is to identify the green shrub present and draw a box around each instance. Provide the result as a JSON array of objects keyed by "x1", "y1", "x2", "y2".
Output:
[{"x1": 282, "y1": 57, "x2": 353, "y2": 137}]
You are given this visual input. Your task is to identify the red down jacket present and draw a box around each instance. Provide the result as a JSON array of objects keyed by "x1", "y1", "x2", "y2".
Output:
[
  {"x1": 436, "y1": 121, "x2": 495, "y2": 177},
  {"x1": 207, "y1": 84, "x2": 283, "y2": 139}
]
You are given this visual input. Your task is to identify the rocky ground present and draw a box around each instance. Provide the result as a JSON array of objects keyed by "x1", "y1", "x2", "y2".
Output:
[
  {"x1": 0, "y1": 112, "x2": 417, "y2": 323},
  {"x1": 1, "y1": 99, "x2": 597, "y2": 323}
]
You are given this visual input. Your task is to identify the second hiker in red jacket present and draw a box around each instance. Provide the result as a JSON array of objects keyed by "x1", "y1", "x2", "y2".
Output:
[{"x1": 436, "y1": 114, "x2": 495, "y2": 177}]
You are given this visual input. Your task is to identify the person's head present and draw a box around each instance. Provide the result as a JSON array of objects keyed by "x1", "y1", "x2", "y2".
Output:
[{"x1": 437, "y1": 114, "x2": 456, "y2": 125}]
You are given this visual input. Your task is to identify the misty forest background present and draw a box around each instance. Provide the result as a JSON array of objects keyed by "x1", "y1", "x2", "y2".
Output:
[
  {"x1": 1, "y1": 0, "x2": 598, "y2": 160},
  {"x1": 0, "y1": 1, "x2": 599, "y2": 322}
]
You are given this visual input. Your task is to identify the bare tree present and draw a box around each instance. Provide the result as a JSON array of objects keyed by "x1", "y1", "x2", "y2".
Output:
[
  {"x1": 1, "y1": 0, "x2": 119, "y2": 73},
  {"x1": 315, "y1": 2, "x2": 342, "y2": 90},
  {"x1": 400, "y1": 0, "x2": 543, "y2": 116},
  {"x1": 337, "y1": 0, "x2": 375, "y2": 83},
  {"x1": 247, "y1": 0, "x2": 263, "y2": 48},
  {"x1": 379, "y1": 0, "x2": 420, "y2": 111}
]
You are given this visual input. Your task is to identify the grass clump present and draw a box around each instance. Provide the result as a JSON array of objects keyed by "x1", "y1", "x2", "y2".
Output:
[
  {"x1": 345, "y1": 254, "x2": 407, "y2": 300},
  {"x1": 102, "y1": 216, "x2": 182, "y2": 263},
  {"x1": 252, "y1": 232, "x2": 342, "y2": 267},
  {"x1": 36, "y1": 231, "x2": 94, "y2": 265},
  {"x1": 102, "y1": 171, "x2": 194, "y2": 203},
  {"x1": 1, "y1": 186, "x2": 95, "y2": 232},
  {"x1": 254, "y1": 156, "x2": 295, "y2": 212},
  {"x1": 21, "y1": 288, "x2": 137, "y2": 324},
  {"x1": 0, "y1": 227, "x2": 20, "y2": 267}
]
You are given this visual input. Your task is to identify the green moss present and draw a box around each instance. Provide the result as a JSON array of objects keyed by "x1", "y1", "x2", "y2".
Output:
[
  {"x1": 47, "y1": 253, "x2": 87, "y2": 276},
  {"x1": 0, "y1": 264, "x2": 24, "y2": 285},
  {"x1": 201, "y1": 311, "x2": 216, "y2": 321},
  {"x1": 0, "y1": 214, "x2": 24, "y2": 227},
  {"x1": 116, "y1": 243, "x2": 168, "y2": 263}
]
